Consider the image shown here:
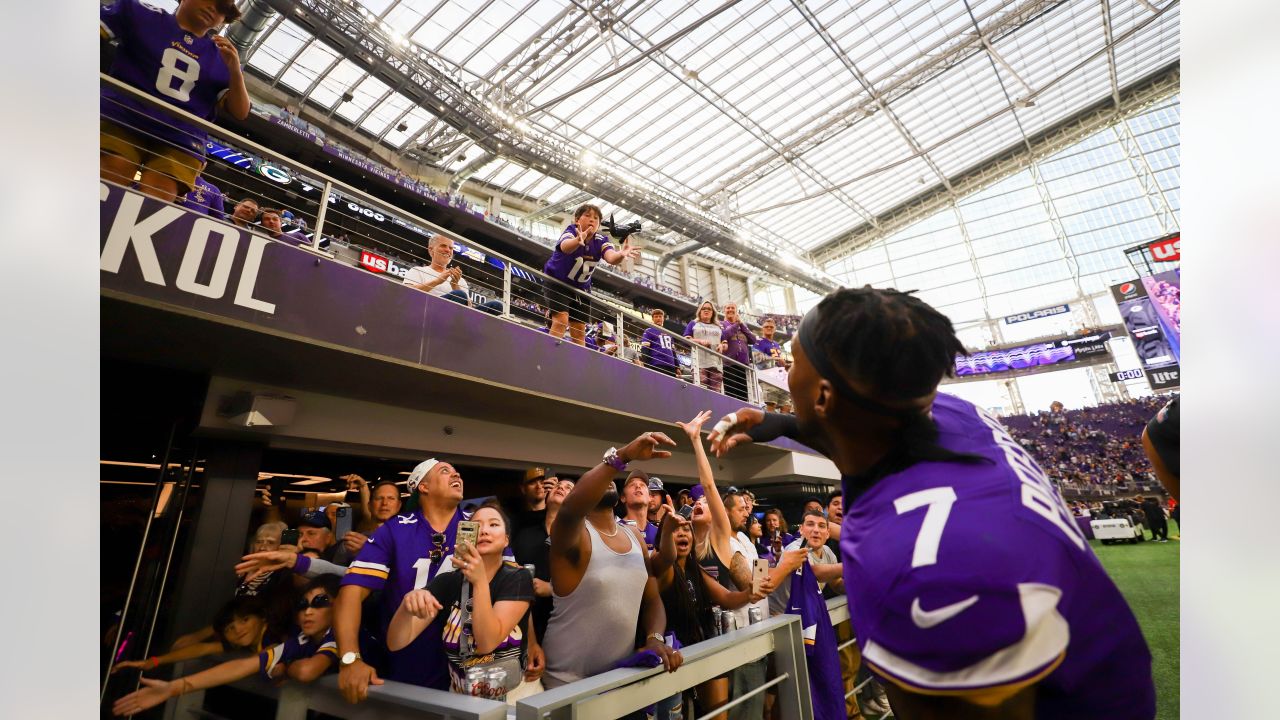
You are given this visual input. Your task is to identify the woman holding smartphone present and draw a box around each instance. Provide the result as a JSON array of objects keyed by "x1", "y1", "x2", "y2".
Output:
[{"x1": 385, "y1": 505, "x2": 533, "y2": 697}]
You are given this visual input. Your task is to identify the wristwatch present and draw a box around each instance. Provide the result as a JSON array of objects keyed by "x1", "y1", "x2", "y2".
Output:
[
  {"x1": 340, "y1": 651, "x2": 361, "y2": 666},
  {"x1": 603, "y1": 447, "x2": 628, "y2": 472},
  {"x1": 648, "y1": 632, "x2": 666, "y2": 645}
]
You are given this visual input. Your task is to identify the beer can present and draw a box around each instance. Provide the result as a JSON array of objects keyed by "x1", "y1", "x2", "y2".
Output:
[
  {"x1": 486, "y1": 668, "x2": 508, "y2": 700},
  {"x1": 466, "y1": 667, "x2": 487, "y2": 697},
  {"x1": 720, "y1": 610, "x2": 737, "y2": 635},
  {"x1": 710, "y1": 607, "x2": 723, "y2": 636},
  {"x1": 748, "y1": 606, "x2": 763, "y2": 625},
  {"x1": 523, "y1": 563, "x2": 537, "y2": 579}
]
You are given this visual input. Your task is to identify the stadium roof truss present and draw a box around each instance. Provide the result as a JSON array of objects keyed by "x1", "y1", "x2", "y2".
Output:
[{"x1": 235, "y1": 0, "x2": 1178, "y2": 289}]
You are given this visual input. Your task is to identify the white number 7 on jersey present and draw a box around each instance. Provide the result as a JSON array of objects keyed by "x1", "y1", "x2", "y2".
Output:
[{"x1": 894, "y1": 487, "x2": 957, "y2": 569}]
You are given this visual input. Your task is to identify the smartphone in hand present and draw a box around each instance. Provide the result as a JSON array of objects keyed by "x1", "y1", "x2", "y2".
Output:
[
  {"x1": 281, "y1": 528, "x2": 300, "y2": 547},
  {"x1": 752, "y1": 558, "x2": 770, "y2": 595},
  {"x1": 456, "y1": 520, "x2": 479, "y2": 550}
]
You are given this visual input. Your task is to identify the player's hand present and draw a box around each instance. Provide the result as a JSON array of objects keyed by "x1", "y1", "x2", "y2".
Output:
[
  {"x1": 400, "y1": 589, "x2": 442, "y2": 620},
  {"x1": 707, "y1": 408, "x2": 765, "y2": 457},
  {"x1": 339, "y1": 658, "x2": 382, "y2": 704},
  {"x1": 342, "y1": 531, "x2": 369, "y2": 554},
  {"x1": 524, "y1": 641, "x2": 546, "y2": 681},
  {"x1": 675, "y1": 410, "x2": 713, "y2": 441},
  {"x1": 644, "y1": 636, "x2": 683, "y2": 673},
  {"x1": 620, "y1": 431, "x2": 677, "y2": 463},
  {"x1": 212, "y1": 35, "x2": 241, "y2": 69},
  {"x1": 112, "y1": 677, "x2": 173, "y2": 716}
]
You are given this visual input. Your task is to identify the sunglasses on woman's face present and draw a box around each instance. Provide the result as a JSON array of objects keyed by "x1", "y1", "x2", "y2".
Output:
[{"x1": 296, "y1": 594, "x2": 333, "y2": 611}]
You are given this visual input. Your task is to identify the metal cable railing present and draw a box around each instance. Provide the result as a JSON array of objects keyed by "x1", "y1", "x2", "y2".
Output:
[{"x1": 100, "y1": 72, "x2": 766, "y2": 404}]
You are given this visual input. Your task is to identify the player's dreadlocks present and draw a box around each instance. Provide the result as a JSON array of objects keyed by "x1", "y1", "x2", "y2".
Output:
[
  {"x1": 807, "y1": 286, "x2": 966, "y2": 402},
  {"x1": 802, "y1": 286, "x2": 986, "y2": 469}
]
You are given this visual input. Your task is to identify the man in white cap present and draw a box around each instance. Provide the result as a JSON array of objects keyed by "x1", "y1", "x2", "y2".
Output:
[{"x1": 332, "y1": 458, "x2": 467, "y2": 702}]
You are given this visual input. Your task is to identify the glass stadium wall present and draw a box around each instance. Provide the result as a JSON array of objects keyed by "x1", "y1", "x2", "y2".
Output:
[{"x1": 814, "y1": 94, "x2": 1180, "y2": 415}]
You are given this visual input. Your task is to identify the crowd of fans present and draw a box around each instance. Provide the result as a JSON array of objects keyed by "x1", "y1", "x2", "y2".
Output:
[
  {"x1": 109, "y1": 417, "x2": 881, "y2": 717},
  {"x1": 1000, "y1": 396, "x2": 1170, "y2": 498}
]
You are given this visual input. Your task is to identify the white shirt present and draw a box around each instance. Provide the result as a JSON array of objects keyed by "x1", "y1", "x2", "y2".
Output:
[
  {"x1": 728, "y1": 535, "x2": 769, "y2": 630},
  {"x1": 687, "y1": 321, "x2": 723, "y2": 371},
  {"x1": 767, "y1": 538, "x2": 839, "y2": 616},
  {"x1": 403, "y1": 264, "x2": 469, "y2": 298}
]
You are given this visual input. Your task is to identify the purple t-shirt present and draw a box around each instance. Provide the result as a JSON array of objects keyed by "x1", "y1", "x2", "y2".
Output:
[
  {"x1": 543, "y1": 224, "x2": 615, "y2": 291},
  {"x1": 640, "y1": 327, "x2": 677, "y2": 370},
  {"x1": 179, "y1": 175, "x2": 224, "y2": 217},
  {"x1": 258, "y1": 629, "x2": 337, "y2": 681},
  {"x1": 100, "y1": 0, "x2": 233, "y2": 156},
  {"x1": 840, "y1": 393, "x2": 1154, "y2": 718},
  {"x1": 342, "y1": 507, "x2": 466, "y2": 689},
  {"x1": 753, "y1": 337, "x2": 783, "y2": 369},
  {"x1": 272, "y1": 230, "x2": 311, "y2": 246},
  {"x1": 719, "y1": 321, "x2": 756, "y2": 364}
]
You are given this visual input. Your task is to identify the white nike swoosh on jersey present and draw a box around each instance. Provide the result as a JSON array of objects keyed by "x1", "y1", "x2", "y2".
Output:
[{"x1": 910, "y1": 594, "x2": 980, "y2": 628}]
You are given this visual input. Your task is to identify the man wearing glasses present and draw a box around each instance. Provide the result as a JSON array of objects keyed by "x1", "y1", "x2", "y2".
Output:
[{"x1": 332, "y1": 458, "x2": 468, "y2": 701}]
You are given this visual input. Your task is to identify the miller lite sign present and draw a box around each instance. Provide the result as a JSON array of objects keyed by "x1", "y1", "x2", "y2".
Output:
[
  {"x1": 1146, "y1": 365, "x2": 1181, "y2": 390},
  {"x1": 1148, "y1": 234, "x2": 1180, "y2": 262}
]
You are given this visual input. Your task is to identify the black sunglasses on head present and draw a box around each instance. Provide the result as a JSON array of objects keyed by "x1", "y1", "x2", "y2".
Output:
[{"x1": 296, "y1": 594, "x2": 332, "y2": 611}]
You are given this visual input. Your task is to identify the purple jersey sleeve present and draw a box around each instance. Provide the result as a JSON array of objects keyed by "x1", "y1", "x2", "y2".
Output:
[
  {"x1": 683, "y1": 321, "x2": 697, "y2": 337},
  {"x1": 342, "y1": 521, "x2": 394, "y2": 592}
]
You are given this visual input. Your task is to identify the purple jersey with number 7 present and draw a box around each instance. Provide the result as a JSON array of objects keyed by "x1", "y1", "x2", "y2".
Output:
[
  {"x1": 543, "y1": 224, "x2": 615, "y2": 291},
  {"x1": 100, "y1": 0, "x2": 233, "y2": 156},
  {"x1": 840, "y1": 393, "x2": 1154, "y2": 719}
]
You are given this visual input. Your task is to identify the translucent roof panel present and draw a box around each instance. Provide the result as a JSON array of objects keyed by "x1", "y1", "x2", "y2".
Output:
[{"x1": 240, "y1": 0, "x2": 1178, "y2": 258}]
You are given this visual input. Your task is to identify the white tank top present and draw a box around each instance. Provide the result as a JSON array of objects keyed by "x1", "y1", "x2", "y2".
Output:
[{"x1": 542, "y1": 520, "x2": 647, "y2": 687}]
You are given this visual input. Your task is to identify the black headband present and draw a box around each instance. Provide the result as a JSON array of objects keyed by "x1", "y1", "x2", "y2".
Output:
[{"x1": 795, "y1": 304, "x2": 930, "y2": 420}]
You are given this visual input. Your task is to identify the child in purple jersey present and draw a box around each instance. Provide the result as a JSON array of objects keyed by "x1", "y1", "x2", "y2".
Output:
[
  {"x1": 111, "y1": 577, "x2": 342, "y2": 717},
  {"x1": 100, "y1": 0, "x2": 250, "y2": 203},
  {"x1": 639, "y1": 308, "x2": 679, "y2": 377},
  {"x1": 542, "y1": 203, "x2": 639, "y2": 346},
  {"x1": 708, "y1": 287, "x2": 1156, "y2": 720}
]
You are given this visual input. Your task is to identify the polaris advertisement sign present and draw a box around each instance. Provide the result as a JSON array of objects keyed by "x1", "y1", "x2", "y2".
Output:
[{"x1": 1003, "y1": 304, "x2": 1070, "y2": 324}]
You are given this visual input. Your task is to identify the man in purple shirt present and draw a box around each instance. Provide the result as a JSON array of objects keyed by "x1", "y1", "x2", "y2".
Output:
[
  {"x1": 100, "y1": 0, "x2": 250, "y2": 203},
  {"x1": 640, "y1": 309, "x2": 679, "y2": 377},
  {"x1": 179, "y1": 175, "x2": 224, "y2": 218},
  {"x1": 709, "y1": 287, "x2": 1155, "y2": 720},
  {"x1": 542, "y1": 204, "x2": 639, "y2": 346},
  {"x1": 720, "y1": 302, "x2": 757, "y2": 402},
  {"x1": 333, "y1": 458, "x2": 468, "y2": 700},
  {"x1": 259, "y1": 208, "x2": 311, "y2": 247}
]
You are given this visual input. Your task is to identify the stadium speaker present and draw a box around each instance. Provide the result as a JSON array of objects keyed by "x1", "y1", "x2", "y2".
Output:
[{"x1": 217, "y1": 391, "x2": 297, "y2": 428}]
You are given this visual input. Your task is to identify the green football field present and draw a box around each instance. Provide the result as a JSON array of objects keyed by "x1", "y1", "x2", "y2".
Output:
[{"x1": 1091, "y1": 520, "x2": 1180, "y2": 720}]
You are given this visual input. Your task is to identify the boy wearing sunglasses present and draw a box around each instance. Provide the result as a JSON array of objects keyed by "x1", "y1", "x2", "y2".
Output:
[{"x1": 111, "y1": 576, "x2": 343, "y2": 717}]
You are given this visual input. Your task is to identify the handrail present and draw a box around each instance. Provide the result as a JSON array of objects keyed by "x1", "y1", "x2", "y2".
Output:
[
  {"x1": 514, "y1": 613, "x2": 811, "y2": 720},
  {"x1": 99, "y1": 73, "x2": 762, "y2": 392},
  {"x1": 165, "y1": 660, "x2": 508, "y2": 720}
]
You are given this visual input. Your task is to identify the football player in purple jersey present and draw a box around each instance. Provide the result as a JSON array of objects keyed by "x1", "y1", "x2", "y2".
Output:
[
  {"x1": 100, "y1": 0, "x2": 250, "y2": 203},
  {"x1": 709, "y1": 287, "x2": 1156, "y2": 719},
  {"x1": 542, "y1": 204, "x2": 640, "y2": 346}
]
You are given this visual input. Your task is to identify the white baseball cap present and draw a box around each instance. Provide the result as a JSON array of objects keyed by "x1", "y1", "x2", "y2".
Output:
[{"x1": 406, "y1": 458, "x2": 439, "y2": 492}]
